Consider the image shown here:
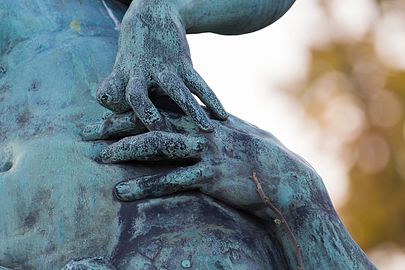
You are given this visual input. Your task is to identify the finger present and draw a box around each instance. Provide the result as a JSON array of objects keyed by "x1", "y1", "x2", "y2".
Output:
[
  {"x1": 82, "y1": 111, "x2": 147, "y2": 141},
  {"x1": 96, "y1": 70, "x2": 130, "y2": 113},
  {"x1": 101, "y1": 131, "x2": 207, "y2": 163},
  {"x1": 126, "y1": 74, "x2": 165, "y2": 130},
  {"x1": 183, "y1": 68, "x2": 228, "y2": 120},
  {"x1": 156, "y1": 71, "x2": 215, "y2": 132},
  {"x1": 114, "y1": 163, "x2": 214, "y2": 201}
]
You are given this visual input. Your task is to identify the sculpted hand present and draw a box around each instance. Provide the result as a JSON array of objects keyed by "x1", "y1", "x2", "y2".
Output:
[
  {"x1": 96, "y1": 1, "x2": 227, "y2": 132},
  {"x1": 84, "y1": 98, "x2": 376, "y2": 269},
  {"x1": 83, "y1": 100, "x2": 333, "y2": 219}
]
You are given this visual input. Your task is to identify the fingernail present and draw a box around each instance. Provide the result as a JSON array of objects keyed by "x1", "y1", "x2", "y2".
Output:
[
  {"x1": 82, "y1": 124, "x2": 102, "y2": 141},
  {"x1": 101, "y1": 148, "x2": 113, "y2": 163},
  {"x1": 115, "y1": 182, "x2": 143, "y2": 201},
  {"x1": 201, "y1": 122, "x2": 215, "y2": 133},
  {"x1": 115, "y1": 182, "x2": 131, "y2": 200},
  {"x1": 218, "y1": 109, "x2": 229, "y2": 120}
]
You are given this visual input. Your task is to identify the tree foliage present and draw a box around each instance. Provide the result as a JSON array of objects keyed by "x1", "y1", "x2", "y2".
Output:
[{"x1": 287, "y1": 0, "x2": 405, "y2": 251}]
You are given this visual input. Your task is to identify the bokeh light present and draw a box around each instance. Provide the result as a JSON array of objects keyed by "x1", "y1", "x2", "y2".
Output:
[{"x1": 188, "y1": 0, "x2": 405, "y2": 268}]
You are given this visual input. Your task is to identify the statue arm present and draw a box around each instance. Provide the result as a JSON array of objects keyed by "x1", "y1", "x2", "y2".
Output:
[
  {"x1": 288, "y1": 207, "x2": 376, "y2": 269},
  {"x1": 177, "y1": 0, "x2": 295, "y2": 35},
  {"x1": 125, "y1": 0, "x2": 295, "y2": 35}
]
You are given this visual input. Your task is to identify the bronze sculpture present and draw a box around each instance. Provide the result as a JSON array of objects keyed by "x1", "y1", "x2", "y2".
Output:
[{"x1": 0, "y1": 0, "x2": 376, "y2": 269}]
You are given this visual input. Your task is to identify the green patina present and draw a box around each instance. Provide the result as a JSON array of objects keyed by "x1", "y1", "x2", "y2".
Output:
[{"x1": 0, "y1": 0, "x2": 376, "y2": 269}]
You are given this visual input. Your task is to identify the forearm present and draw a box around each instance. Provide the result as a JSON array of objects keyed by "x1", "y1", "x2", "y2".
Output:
[
  {"x1": 127, "y1": 0, "x2": 295, "y2": 35},
  {"x1": 179, "y1": 0, "x2": 295, "y2": 34},
  {"x1": 252, "y1": 164, "x2": 376, "y2": 269},
  {"x1": 276, "y1": 208, "x2": 377, "y2": 269}
]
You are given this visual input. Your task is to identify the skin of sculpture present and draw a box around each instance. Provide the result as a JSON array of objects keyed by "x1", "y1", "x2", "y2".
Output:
[
  {"x1": 83, "y1": 96, "x2": 377, "y2": 269},
  {"x1": 0, "y1": 1, "x2": 129, "y2": 267},
  {"x1": 63, "y1": 192, "x2": 289, "y2": 270},
  {"x1": 0, "y1": 0, "x2": 377, "y2": 269},
  {"x1": 0, "y1": 0, "x2": 292, "y2": 269}
]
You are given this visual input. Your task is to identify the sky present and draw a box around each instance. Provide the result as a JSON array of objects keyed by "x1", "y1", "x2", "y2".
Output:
[{"x1": 187, "y1": 0, "x2": 346, "y2": 206}]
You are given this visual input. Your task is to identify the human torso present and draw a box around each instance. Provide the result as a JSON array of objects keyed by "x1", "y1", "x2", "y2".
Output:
[
  {"x1": 0, "y1": 1, "x2": 133, "y2": 268},
  {"x1": 0, "y1": 1, "x2": 283, "y2": 269}
]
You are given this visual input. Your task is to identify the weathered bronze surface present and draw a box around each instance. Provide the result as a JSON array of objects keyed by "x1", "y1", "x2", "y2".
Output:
[{"x1": 0, "y1": 0, "x2": 376, "y2": 269}]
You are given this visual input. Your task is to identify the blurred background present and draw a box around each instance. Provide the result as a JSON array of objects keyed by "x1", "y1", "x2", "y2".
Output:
[{"x1": 187, "y1": 0, "x2": 405, "y2": 269}]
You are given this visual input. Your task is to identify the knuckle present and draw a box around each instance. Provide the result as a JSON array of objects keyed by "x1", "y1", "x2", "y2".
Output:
[
  {"x1": 96, "y1": 89, "x2": 112, "y2": 106},
  {"x1": 96, "y1": 73, "x2": 130, "y2": 113},
  {"x1": 96, "y1": 79, "x2": 114, "y2": 103}
]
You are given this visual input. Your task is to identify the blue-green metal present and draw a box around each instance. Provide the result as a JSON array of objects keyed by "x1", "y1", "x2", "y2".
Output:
[
  {"x1": 0, "y1": 0, "x2": 376, "y2": 269},
  {"x1": 95, "y1": 0, "x2": 296, "y2": 131}
]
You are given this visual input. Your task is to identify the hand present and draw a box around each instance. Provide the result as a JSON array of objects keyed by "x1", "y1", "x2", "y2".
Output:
[
  {"x1": 84, "y1": 101, "x2": 371, "y2": 270},
  {"x1": 96, "y1": 0, "x2": 228, "y2": 132},
  {"x1": 83, "y1": 99, "x2": 334, "y2": 219}
]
